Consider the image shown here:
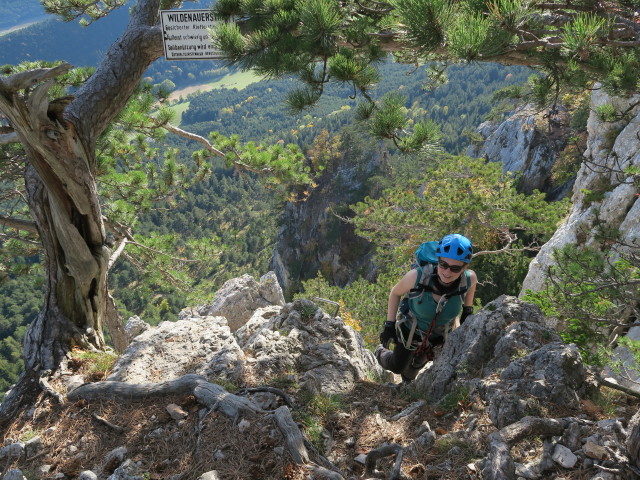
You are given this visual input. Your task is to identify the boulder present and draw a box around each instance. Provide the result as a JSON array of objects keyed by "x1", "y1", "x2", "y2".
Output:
[
  {"x1": 236, "y1": 298, "x2": 392, "y2": 393},
  {"x1": 195, "y1": 272, "x2": 285, "y2": 332},
  {"x1": 108, "y1": 316, "x2": 244, "y2": 384},
  {"x1": 415, "y1": 296, "x2": 585, "y2": 428}
]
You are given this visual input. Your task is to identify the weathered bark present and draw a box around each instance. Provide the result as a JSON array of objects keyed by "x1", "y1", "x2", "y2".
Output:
[
  {"x1": 194, "y1": 381, "x2": 265, "y2": 419},
  {"x1": 0, "y1": 0, "x2": 164, "y2": 384},
  {"x1": 273, "y1": 406, "x2": 310, "y2": 465},
  {"x1": 628, "y1": 408, "x2": 640, "y2": 469},
  {"x1": 67, "y1": 373, "x2": 207, "y2": 401},
  {"x1": 364, "y1": 443, "x2": 404, "y2": 480},
  {"x1": 0, "y1": 370, "x2": 42, "y2": 428}
]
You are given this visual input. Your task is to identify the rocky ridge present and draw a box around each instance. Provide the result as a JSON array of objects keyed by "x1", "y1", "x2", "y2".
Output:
[
  {"x1": 466, "y1": 104, "x2": 574, "y2": 200},
  {"x1": 1, "y1": 274, "x2": 639, "y2": 480},
  {"x1": 519, "y1": 89, "x2": 639, "y2": 294}
]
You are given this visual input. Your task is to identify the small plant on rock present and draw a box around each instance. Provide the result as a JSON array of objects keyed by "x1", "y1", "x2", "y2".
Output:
[{"x1": 68, "y1": 348, "x2": 117, "y2": 381}]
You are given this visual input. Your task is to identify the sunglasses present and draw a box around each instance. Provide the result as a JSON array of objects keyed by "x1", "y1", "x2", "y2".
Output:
[{"x1": 438, "y1": 259, "x2": 465, "y2": 273}]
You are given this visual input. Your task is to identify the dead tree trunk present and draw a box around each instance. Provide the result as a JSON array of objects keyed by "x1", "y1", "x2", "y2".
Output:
[{"x1": 0, "y1": 62, "x2": 113, "y2": 359}]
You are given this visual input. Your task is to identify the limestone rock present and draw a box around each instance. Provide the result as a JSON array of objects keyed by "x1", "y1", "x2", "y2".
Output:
[
  {"x1": 197, "y1": 472, "x2": 221, "y2": 480},
  {"x1": 583, "y1": 440, "x2": 608, "y2": 461},
  {"x1": 552, "y1": 444, "x2": 577, "y2": 468},
  {"x1": 466, "y1": 104, "x2": 573, "y2": 199},
  {"x1": 414, "y1": 296, "x2": 585, "y2": 428},
  {"x1": 166, "y1": 404, "x2": 188, "y2": 420},
  {"x1": 108, "y1": 316, "x2": 244, "y2": 384},
  {"x1": 521, "y1": 89, "x2": 640, "y2": 295},
  {"x1": 124, "y1": 316, "x2": 150, "y2": 342},
  {"x1": 196, "y1": 272, "x2": 285, "y2": 332},
  {"x1": 236, "y1": 298, "x2": 392, "y2": 393},
  {"x1": 106, "y1": 459, "x2": 144, "y2": 480}
]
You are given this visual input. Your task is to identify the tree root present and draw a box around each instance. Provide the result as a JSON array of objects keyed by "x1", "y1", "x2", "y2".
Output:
[
  {"x1": 273, "y1": 405, "x2": 309, "y2": 464},
  {"x1": 483, "y1": 416, "x2": 593, "y2": 480},
  {"x1": 236, "y1": 386, "x2": 296, "y2": 408},
  {"x1": 38, "y1": 373, "x2": 64, "y2": 404},
  {"x1": 67, "y1": 374, "x2": 207, "y2": 402},
  {"x1": 598, "y1": 375, "x2": 640, "y2": 399},
  {"x1": 67, "y1": 375, "x2": 348, "y2": 478},
  {"x1": 364, "y1": 443, "x2": 404, "y2": 480},
  {"x1": 391, "y1": 400, "x2": 425, "y2": 421}
]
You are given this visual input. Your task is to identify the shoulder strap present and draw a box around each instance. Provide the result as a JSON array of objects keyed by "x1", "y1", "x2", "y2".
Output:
[
  {"x1": 455, "y1": 270, "x2": 471, "y2": 302},
  {"x1": 408, "y1": 264, "x2": 436, "y2": 301},
  {"x1": 417, "y1": 264, "x2": 435, "y2": 288}
]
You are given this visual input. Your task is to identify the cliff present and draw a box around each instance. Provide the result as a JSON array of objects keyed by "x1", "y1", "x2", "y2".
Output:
[
  {"x1": 520, "y1": 89, "x2": 640, "y2": 294},
  {"x1": 269, "y1": 138, "x2": 384, "y2": 296},
  {"x1": 466, "y1": 104, "x2": 574, "y2": 200}
]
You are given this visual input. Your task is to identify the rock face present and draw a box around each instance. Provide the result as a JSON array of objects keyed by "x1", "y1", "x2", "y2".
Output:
[
  {"x1": 520, "y1": 90, "x2": 640, "y2": 294},
  {"x1": 270, "y1": 141, "x2": 384, "y2": 295},
  {"x1": 236, "y1": 298, "x2": 391, "y2": 393},
  {"x1": 415, "y1": 296, "x2": 585, "y2": 428},
  {"x1": 193, "y1": 271, "x2": 285, "y2": 332},
  {"x1": 466, "y1": 104, "x2": 573, "y2": 200},
  {"x1": 516, "y1": 89, "x2": 640, "y2": 394},
  {"x1": 109, "y1": 274, "x2": 391, "y2": 391},
  {"x1": 108, "y1": 315, "x2": 246, "y2": 384}
]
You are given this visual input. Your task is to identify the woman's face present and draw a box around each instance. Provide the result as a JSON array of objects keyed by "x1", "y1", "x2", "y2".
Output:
[{"x1": 436, "y1": 257, "x2": 467, "y2": 284}]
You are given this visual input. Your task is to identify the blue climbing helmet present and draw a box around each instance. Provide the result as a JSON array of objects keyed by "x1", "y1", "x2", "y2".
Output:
[{"x1": 436, "y1": 234, "x2": 473, "y2": 263}]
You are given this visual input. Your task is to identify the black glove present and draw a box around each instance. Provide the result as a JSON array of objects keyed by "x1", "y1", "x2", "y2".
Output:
[
  {"x1": 460, "y1": 306, "x2": 474, "y2": 324},
  {"x1": 379, "y1": 321, "x2": 396, "y2": 347}
]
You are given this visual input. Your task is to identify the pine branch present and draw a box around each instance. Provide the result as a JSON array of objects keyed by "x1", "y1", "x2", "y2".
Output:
[
  {"x1": 0, "y1": 232, "x2": 40, "y2": 246},
  {"x1": 0, "y1": 214, "x2": 38, "y2": 234},
  {"x1": 164, "y1": 123, "x2": 225, "y2": 157},
  {"x1": 108, "y1": 236, "x2": 128, "y2": 270}
]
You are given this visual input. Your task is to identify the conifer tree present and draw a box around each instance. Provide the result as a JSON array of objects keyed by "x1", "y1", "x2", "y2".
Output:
[{"x1": 213, "y1": 0, "x2": 640, "y2": 132}]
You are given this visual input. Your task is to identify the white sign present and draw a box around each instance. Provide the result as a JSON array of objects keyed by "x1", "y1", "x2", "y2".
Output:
[{"x1": 160, "y1": 10, "x2": 225, "y2": 60}]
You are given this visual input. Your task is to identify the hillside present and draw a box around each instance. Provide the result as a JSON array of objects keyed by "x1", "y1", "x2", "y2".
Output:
[{"x1": 0, "y1": 0, "x2": 45, "y2": 33}]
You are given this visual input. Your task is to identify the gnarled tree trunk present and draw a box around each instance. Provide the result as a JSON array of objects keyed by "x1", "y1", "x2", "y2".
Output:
[{"x1": 0, "y1": 0, "x2": 164, "y2": 422}]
